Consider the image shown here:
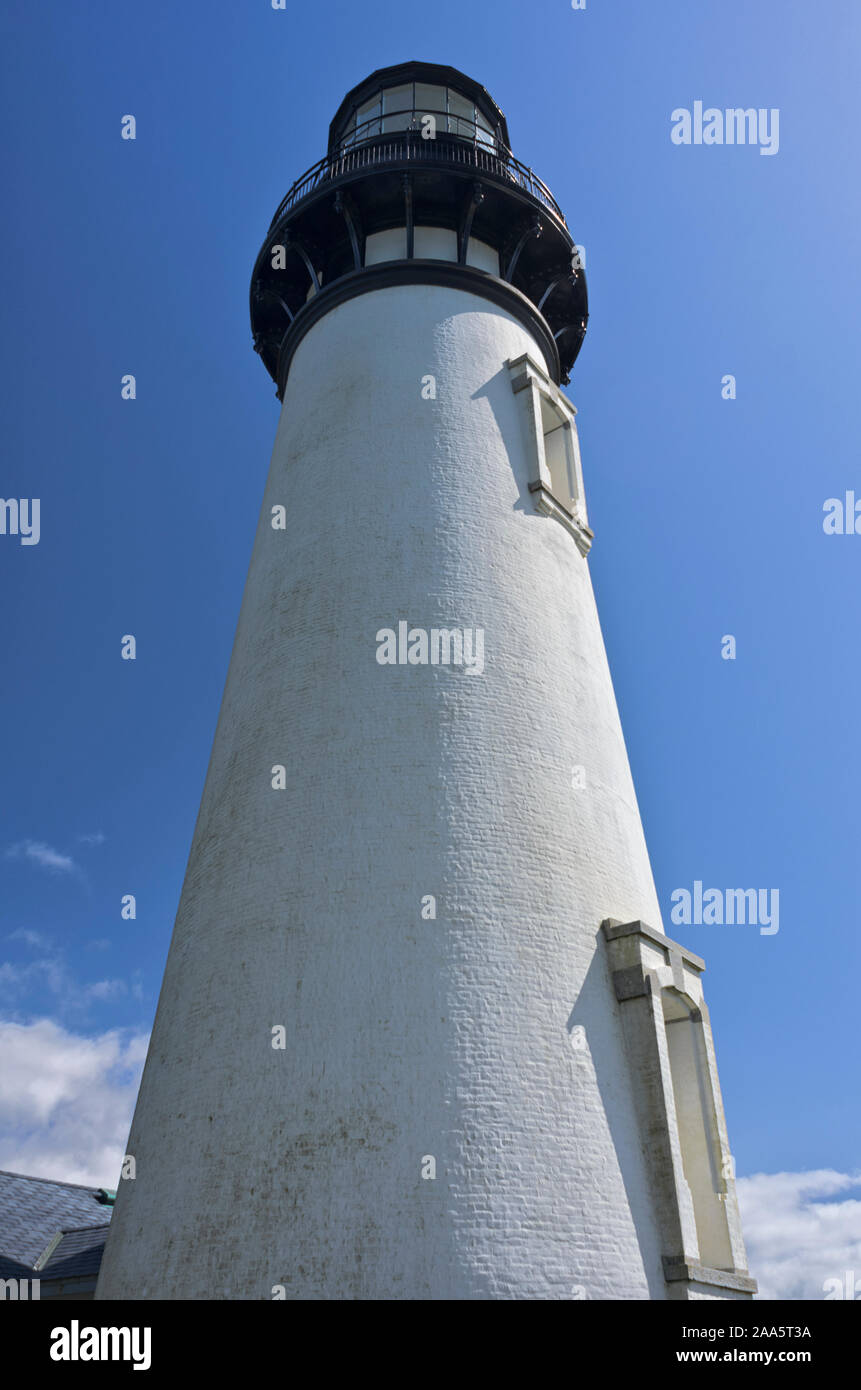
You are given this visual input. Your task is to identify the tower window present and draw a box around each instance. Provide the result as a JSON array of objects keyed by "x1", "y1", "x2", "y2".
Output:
[
  {"x1": 601, "y1": 917, "x2": 755, "y2": 1293},
  {"x1": 508, "y1": 353, "x2": 592, "y2": 555}
]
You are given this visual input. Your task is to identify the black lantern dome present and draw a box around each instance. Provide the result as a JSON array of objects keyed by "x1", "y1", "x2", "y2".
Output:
[{"x1": 250, "y1": 61, "x2": 588, "y2": 397}]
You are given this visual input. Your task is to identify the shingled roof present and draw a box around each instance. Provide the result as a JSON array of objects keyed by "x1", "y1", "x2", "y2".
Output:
[{"x1": 0, "y1": 1169, "x2": 113, "y2": 1293}]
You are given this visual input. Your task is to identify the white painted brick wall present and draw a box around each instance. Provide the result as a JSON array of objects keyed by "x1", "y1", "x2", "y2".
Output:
[{"x1": 97, "y1": 285, "x2": 671, "y2": 1300}]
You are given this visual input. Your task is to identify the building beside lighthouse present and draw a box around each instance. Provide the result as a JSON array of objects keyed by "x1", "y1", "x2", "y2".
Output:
[{"x1": 96, "y1": 62, "x2": 756, "y2": 1301}]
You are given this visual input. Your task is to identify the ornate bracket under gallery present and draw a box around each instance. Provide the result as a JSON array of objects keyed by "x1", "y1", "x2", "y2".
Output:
[
  {"x1": 504, "y1": 214, "x2": 543, "y2": 282},
  {"x1": 274, "y1": 231, "x2": 321, "y2": 294},
  {"x1": 333, "y1": 190, "x2": 364, "y2": 270},
  {"x1": 458, "y1": 181, "x2": 486, "y2": 264},
  {"x1": 538, "y1": 254, "x2": 581, "y2": 314},
  {"x1": 601, "y1": 918, "x2": 758, "y2": 1301}
]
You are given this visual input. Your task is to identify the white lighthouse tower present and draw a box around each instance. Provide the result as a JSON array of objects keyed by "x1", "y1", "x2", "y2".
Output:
[{"x1": 97, "y1": 63, "x2": 756, "y2": 1301}]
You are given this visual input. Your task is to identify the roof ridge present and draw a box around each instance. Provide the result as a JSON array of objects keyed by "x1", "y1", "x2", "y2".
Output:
[
  {"x1": 56, "y1": 1222, "x2": 111, "y2": 1235},
  {"x1": 0, "y1": 1168, "x2": 103, "y2": 1192}
]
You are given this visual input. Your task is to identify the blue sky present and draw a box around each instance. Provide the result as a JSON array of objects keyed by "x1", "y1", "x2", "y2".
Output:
[{"x1": 1, "y1": 0, "x2": 859, "y2": 1297}]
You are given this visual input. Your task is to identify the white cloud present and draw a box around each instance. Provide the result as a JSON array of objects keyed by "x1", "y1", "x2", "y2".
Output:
[
  {"x1": 0, "y1": 955, "x2": 68, "y2": 998},
  {"x1": 0, "y1": 1018, "x2": 148, "y2": 1187},
  {"x1": 84, "y1": 979, "x2": 127, "y2": 1002},
  {"x1": 737, "y1": 1169, "x2": 861, "y2": 1300},
  {"x1": 7, "y1": 929, "x2": 52, "y2": 949},
  {"x1": 0, "y1": 945, "x2": 132, "y2": 1017},
  {"x1": 5, "y1": 840, "x2": 77, "y2": 875},
  {"x1": 76, "y1": 832, "x2": 105, "y2": 847}
]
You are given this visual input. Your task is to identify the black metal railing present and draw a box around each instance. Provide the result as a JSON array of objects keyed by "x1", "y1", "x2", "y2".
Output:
[
  {"x1": 268, "y1": 116, "x2": 566, "y2": 230},
  {"x1": 338, "y1": 106, "x2": 498, "y2": 152}
]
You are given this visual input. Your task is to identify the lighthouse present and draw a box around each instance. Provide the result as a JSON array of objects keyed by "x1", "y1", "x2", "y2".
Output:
[{"x1": 96, "y1": 62, "x2": 756, "y2": 1301}]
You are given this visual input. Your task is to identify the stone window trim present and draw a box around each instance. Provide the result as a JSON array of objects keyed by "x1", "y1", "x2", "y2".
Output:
[
  {"x1": 507, "y1": 352, "x2": 594, "y2": 557},
  {"x1": 601, "y1": 917, "x2": 758, "y2": 1300},
  {"x1": 662, "y1": 1259, "x2": 758, "y2": 1296}
]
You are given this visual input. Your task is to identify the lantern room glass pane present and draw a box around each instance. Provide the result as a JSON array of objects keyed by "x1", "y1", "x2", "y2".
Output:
[
  {"x1": 355, "y1": 95, "x2": 382, "y2": 140},
  {"x1": 447, "y1": 88, "x2": 474, "y2": 138},
  {"x1": 475, "y1": 110, "x2": 496, "y2": 151},
  {"x1": 381, "y1": 84, "x2": 414, "y2": 133},
  {"x1": 414, "y1": 83, "x2": 445, "y2": 125}
]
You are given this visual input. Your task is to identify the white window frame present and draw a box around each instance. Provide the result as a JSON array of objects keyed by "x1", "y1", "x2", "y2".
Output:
[
  {"x1": 601, "y1": 917, "x2": 757, "y2": 1297},
  {"x1": 508, "y1": 353, "x2": 593, "y2": 556}
]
